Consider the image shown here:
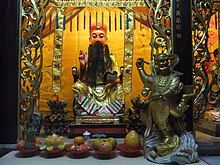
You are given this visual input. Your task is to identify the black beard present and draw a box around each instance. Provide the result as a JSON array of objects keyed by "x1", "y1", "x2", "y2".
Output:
[
  {"x1": 85, "y1": 41, "x2": 112, "y2": 86},
  {"x1": 89, "y1": 41, "x2": 104, "y2": 64}
]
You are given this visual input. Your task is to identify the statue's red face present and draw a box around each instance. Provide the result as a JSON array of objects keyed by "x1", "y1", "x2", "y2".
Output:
[{"x1": 89, "y1": 29, "x2": 107, "y2": 46}]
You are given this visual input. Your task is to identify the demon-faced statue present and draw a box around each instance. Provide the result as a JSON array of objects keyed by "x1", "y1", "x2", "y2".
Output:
[{"x1": 136, "y1": 53, "x2": 199, "y2": 164}]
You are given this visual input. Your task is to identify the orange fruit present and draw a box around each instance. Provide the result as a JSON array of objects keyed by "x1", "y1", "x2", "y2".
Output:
[
  {"x1": 74, "y1": 136, "x2": 84, "y2": 145},
  {"x1": 78, "y1": 143, "x2": 88, "y2": 151}
]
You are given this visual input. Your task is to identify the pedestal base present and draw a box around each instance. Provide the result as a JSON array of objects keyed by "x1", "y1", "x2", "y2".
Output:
[
  {"x1": 68, "y1": 123, "x2": 127, "y2": 138},
  {"x1": 197, "y1": 119, "x2": 220, "y2": 137},
  {"x1": 74, "y1": 116, "x2": 120, "y2": 124}
]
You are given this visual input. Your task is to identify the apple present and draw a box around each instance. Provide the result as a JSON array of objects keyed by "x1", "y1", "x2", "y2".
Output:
[
  {"x1": 93, "y1": 138, "x2": 102, "y2": 150},
  {"x1": 16, "y1": 140, "x2": 25, "y2": 150},
  {"x1": 107, "y1": 137, "x2": 117, "y2": 150},
  {"x1": 35, "y1": 137, "x2": 41, "y2": 147},
  {"x1": 98, "y1": 141, "x2": 113, "y2": 152}
]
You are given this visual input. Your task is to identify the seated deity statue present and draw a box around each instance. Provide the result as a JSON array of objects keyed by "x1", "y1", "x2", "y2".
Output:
[
  {"x1": 136, "y1": 53, "x2": 198, "y2": 164},
  {"x1": 72, "y1": 23, "x2": 124, "y2": 117}
]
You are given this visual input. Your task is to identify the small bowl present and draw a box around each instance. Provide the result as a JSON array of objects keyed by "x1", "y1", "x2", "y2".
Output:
[
  {"x1": 65, "y1": 143, "x2": 90, "y2": 158},
  {"x1": 118, "y1": 143, "x2": 142, "y2": 157},
  {"x1": 42, "y1": 148, "x2": 65, "y2": 158},
  {"x1": 67, "y1": 149, "x2": 90, "y2": 158},
  {"x1": 93, "y1": 149, "x2": 116, "y2": 159},
  {"x1": 17, "y1": 147, "x2": 39, "y2": 157}
]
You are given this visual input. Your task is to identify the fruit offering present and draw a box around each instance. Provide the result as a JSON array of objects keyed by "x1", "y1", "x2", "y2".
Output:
[
  {"x1": 16, "y1": 127, "x2": 41, "y2": 151},
  {"x1": 92, "y1": 137, "x2": 117, "y2": 152},
  {"x1": 124, "y1": 130, "x2": 141, "y2": 150},
  {"x1": 43, "y1": 133, "x2": 68, "y2": 151},
  {"x1": 66, "y1": 136, "x2": 90, "y2": 152}
]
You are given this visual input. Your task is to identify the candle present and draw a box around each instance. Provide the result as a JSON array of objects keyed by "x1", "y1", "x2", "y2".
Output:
[
  {"x1": 56, "y1": 95, "x2": 59, "y2": 101},
  {"x1": 37, "y1": 99, "x2": 40, "y2": 109}
]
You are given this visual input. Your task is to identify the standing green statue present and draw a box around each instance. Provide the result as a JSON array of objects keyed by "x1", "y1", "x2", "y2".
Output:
[{"x1": 136, "y1": 53, "x2": 199, "y2": 164}]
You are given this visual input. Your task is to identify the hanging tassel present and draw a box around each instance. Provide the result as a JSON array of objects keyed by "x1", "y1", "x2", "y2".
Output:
[
  {"x1": 140, "y1": 13, "x2": 142, "y2": 31},
  {"x1": 102, "y1": 12, "x2": 104, "y2": 27},
  {"x1": 146, "y1": 12, "x2": 150, "y2": 28},
  {"x1": 77, "y1": 14, "x2": 79, "y2": 31},
  {"x1": 120, "y1": 12, "x2": 122, "y2": 30},
  {"x1": 56, "y1": 11, "x2": 59, "y2": 29},
  {"x1": 126, "y1": 13, "x2": 129, "y2": 29},
  {"x1": 89, "y1": 12, "x2": 92, "y2": 29},
  {"x1": 63, "y1": 12, "x2": 66, "y2": 30},
  {"x1": 70, "y1": 12, "x2": 72, "y2": 32},
  {"x1": 109, "y1": 12, "x2": 111, "y2": 32},
  {"x1": 84, "y1": 11, "x2": 86, "y2": 29},
  {"x1": 49, "y1": 11, "x2": 52, "y2": 31},
  {"x1": 96, "y1": 11, "x2": 98, "y2": 27},
  {"x1": 134, "y1": 13, "x2": 136, "y2": 30},
  {"x1": 115, "y1": 12, "x2": 117, "y2": 31}
]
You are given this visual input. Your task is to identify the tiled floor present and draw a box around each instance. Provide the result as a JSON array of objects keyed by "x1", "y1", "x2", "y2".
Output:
[{"x1": 200, "y1": 156, "x2": 220, "y2": 165}]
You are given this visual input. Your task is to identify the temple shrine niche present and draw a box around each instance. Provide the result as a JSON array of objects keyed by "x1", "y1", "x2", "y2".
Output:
[
  {"x1": 20, "y1": 0, "x2": 152, "y2": 138},
  {"x1": 17, "y1": 0, "x2": 220, "y2": 163}
]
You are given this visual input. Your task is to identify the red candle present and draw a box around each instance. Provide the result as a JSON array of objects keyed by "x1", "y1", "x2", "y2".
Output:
[
  {"x1": 37, "y1": 100, "x2": 40, "y2": 109},
  {"x1": 56, "y1": 95, "x2": 59, "y2": 101}
]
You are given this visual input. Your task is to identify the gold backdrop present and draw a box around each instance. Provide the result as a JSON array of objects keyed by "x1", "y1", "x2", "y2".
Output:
[{"x1": 39, "y1": 6, "x2": 151, "y2": 119}]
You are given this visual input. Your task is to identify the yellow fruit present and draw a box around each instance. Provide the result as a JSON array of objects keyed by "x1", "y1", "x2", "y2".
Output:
[
  {"x1": 98, "y1": 141, "x2": 113, "y2": 152},
  {"x1": 58, "y1": 144, "x2": 65, "y2": 149},
  {"x1": 124, "y1": 130, "x2": 141, "y2": 150},
  {"x1": 45, "y1": 137, "x2": 51, "y2": 145},
  {"x1": 50, "y1": 138, "x2": 56, "y2": 145},
  {"x1": 93, "y1": 138, "x2": 101, "y2": 150},
  {"x1": 107, "y1": 137, "x2": 117, "y2": 150},
  {"x1": 55, "y1": 136, "x2": 63, "y2": 145},
  {"x1": 83, "y1": 141, "x2": 90, "y2": 149},
  {"x1": 46, "y1": 146, "x2": 54, "y2": 151},
  {"x1": 74, "y1": 136, "x2": 84, "y2": 145}
]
